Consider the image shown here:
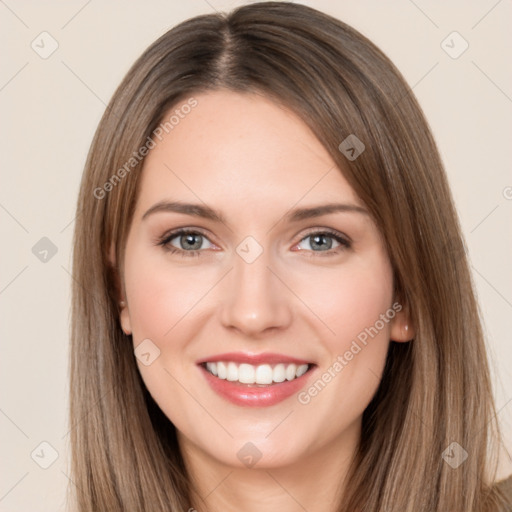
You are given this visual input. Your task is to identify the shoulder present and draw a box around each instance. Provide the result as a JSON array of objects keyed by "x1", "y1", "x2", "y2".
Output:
[{"x1": 493, "y1": 474, "x2": 512, "y2": 511}]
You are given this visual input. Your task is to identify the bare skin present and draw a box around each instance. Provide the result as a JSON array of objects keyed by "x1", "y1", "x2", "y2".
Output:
[{"x1": 117, "y1": 90, "x2": 413, "y2": 512}]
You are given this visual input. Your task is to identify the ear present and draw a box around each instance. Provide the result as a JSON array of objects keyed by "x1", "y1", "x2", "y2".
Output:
[
  {"x1": 109, "y1": 242, "x2": 132, "y2": 336},
  {"x1": 389, "y1": 307, "x2": 415, "y2": 342},
  {"x1": 119, "y1": 301, "x2": 132, "y2": 336}
]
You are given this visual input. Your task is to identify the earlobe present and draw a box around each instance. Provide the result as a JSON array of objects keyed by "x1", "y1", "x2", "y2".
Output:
[
  {"x1": 109, "y1": 243, "x2": 131, "y2": 335},
  {"x1": 390, "y1": 310, "x2": 415, "y2": 342},
  {"x1": 119, "y1": 300, "x2": 132, "y2": 335}
]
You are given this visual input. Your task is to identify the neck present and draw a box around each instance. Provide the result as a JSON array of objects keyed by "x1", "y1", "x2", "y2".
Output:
[{"x1": 178, "y1": 420, "x2": 360, "y2": 512}]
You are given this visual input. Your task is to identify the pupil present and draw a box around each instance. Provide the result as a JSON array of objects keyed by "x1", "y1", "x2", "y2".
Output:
[
  {"x1": 182, "y1": 234, "x2": 202, "y2": 250},
  {"x1": 311, "y1": 234, "x2": 332, "y2": 251}
]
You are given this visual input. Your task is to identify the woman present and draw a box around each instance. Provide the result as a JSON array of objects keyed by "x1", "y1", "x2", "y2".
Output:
[{"x1": 69, "y1": 2, "x2": 511, "y2": 510}]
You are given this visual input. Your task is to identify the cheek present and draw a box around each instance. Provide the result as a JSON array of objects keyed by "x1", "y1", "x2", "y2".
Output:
[
  {"x1": 291, "y1": 256, "x2": 394, "y2": 440},
  {"x1": 123, "y1": 244, "x2": 217, "y2": 341},
  {"x1": 294, "y1": 252, "x2": 394, "y2": 349},
  {"x1": 122, "y1": 244, "x2": 214, "y2": 418}
]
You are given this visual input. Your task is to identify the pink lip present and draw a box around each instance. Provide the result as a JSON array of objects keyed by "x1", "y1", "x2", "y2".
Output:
[
  {"x1": 197, "y1": 359, "x2": 317, "y2": 408},
  {"x1": 196, "y1": 352, "x2": 313, "y2": 366}
]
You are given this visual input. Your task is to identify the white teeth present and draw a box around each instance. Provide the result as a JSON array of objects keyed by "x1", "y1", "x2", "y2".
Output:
[
  {"x1": 217, "y1": 361, "x2": 227, "y2": 379},
  {"x1": 255, "y1": 364, "x2": 273, "y2": 384},
  {"x1": 296, "y1": 364, "x2": 308, "y2": 377},
  {"x1": 204, "y1": 361, "x2": 310, "y2": 384},
  {"x1": 285, "y1": 364, "x2": 296, "y2": 381},
  {"x1": 226, "y1": 362, "x2": 238, "y2": 382},
  {"x1": 273, "y1": 364, "x2": 286, "y2": 383},
  {"x1": 206, "y1": 362, "x2": 217, "y2": 376},
  {"x1": 238, "y1": 363, "x2": 255, "y2": 384}
]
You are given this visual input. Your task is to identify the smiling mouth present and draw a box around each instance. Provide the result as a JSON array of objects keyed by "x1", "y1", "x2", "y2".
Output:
[{"x1": 200, "y1": 361, "x2": 315, "y2": 386}]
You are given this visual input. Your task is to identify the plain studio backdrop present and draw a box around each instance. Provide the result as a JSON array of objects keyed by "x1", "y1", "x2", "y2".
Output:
[{"x1": 1, "y1": 1, "x2": 511, "y2": 510}]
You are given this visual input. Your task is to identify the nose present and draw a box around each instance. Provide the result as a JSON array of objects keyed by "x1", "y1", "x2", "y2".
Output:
[{"x1": 218, "y1": 247, "x2": 292, "y2": 337}]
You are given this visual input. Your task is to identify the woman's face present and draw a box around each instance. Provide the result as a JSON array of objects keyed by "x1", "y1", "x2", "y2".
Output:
[{"x1": 119, "y1": 90, "x2": 409, "y2": 469}]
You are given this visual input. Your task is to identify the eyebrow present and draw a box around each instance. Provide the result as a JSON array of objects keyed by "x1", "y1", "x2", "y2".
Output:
[{"x1": 141, "y1": 200, "x2": 368, "y2": 224}]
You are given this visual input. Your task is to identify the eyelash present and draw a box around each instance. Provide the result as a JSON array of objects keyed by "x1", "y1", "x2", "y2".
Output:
[{"x1": 157, "y1": 228, "x2": 351, "y2": 258}]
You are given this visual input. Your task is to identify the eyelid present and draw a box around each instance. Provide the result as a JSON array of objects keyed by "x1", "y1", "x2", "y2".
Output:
[
  {"x1": 297, "y1": 226, "x2": 351, "y2": 244},
  {"x1": 157, "y1": 226, "x2": 217, "y2": 245}
]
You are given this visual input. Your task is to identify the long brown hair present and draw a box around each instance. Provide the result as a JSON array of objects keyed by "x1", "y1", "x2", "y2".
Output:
[{"x1": 68, "y1": 2, "x2": 510, "y2": 510}]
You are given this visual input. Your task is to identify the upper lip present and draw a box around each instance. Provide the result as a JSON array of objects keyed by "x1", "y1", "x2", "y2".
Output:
[{"x1": 196, "y1": 352, "x2": 313, "y2": 366}]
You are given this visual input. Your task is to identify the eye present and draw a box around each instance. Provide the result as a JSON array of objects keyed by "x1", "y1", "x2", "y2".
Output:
[
  {"x1": 157, "y1": 229, "x2": 215, "y2": 257},
  {"x1": 294, "y1": 229, "x2": 351, "y2": 255},
  {"x1": 157, "y1": 227, "x2": 351, "y2": 258}
]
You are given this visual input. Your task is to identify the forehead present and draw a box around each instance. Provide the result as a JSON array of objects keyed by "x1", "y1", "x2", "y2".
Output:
[{"x1": 136, "y1": 90, "x2": 362, "y2": 217}]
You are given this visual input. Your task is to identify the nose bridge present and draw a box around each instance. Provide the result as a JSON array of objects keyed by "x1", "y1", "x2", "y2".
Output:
[{"x1": 218, "y1": 240, "x2": 292, "y2": 334}]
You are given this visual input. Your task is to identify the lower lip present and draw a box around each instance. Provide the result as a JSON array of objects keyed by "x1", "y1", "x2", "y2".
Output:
[{"x1": 198, "y1": 364, "x2": 316, "y2": 407}]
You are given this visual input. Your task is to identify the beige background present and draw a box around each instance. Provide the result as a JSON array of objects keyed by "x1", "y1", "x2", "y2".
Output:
[{"x1": 1, "y1": 1, "x2": 511, "y2": 510}]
